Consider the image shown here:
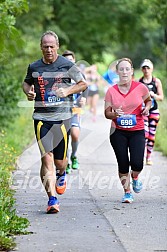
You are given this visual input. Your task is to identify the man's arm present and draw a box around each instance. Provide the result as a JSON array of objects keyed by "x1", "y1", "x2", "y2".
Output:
[
  {"x1": 23, "y1": 82, "x2": 36, "y2": 101},
  {"x1": 67, "y1": 81, "x2": 87, "y2": 94},
  {"x1": 77, "y1": 87, "x2": 88, "y2": 107},
  {"x1": 56, "y1": 81, "x2": 87, "y2": 98}
]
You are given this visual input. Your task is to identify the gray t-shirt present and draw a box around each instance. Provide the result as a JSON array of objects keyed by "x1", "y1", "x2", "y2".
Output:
[{"x1": 24, "y1": 55, "x2": 85, "y2": 121}]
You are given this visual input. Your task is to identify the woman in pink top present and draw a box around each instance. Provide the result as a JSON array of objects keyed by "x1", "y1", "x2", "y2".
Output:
[{"x1": 104, "y1": 58, "x2": 152, "y2": 203}]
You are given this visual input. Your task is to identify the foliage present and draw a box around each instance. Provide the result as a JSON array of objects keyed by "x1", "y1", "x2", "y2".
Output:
[
  {"x1": 155, "y1": 99, "x2": 167, "y2": 155},
  {"x1": 111, "y1": 0, "x2": 166, "y2": 66},
  {"x1": 1, "y1": 0, "x2": 167, "y2": 64},
  {"x1": 0, "y1": 65, "x2": 23, "y2": 128},
  {"x1": 6, "y1": 106, "x2": 34, "y2": 153},
  {"x1": 50, "y1": 0, "x2": 165, "y2": 64},
  {"x1": 0, "y1": 0, "x2": 29, "y2": 63},
  {"x1": 155, "y1": 67, "x2": 167, "y2": 97},
  {"x1": 0, "y1": 0, "x2": 30, "y2": 129},
  {"x1": 0, "y1": 130, "x2": 29, "y2": 251},
  {"x1": 13, "y1": 0, "x2": 166, "y2": 65},
  {"x1": 15, "y1": 0, "x2": 66, "y2": 62},
  {"x1": 151, "y1": 0, "x2": 167, "y2": 26}
]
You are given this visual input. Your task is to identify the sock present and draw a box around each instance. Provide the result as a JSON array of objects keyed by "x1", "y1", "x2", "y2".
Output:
[
  {"x1": 131, "y1": 172, "x2": 138, "y2": 180},
  {"x1": 71, "y1": 141, "x2": 79, "y2": 157},
  {"x1": 56, "y1": 171, "x2": 65, "y2": 177},
  {"x1": 132, "y1": 176, "x2": 138, "y2": 180},
  {"x1": 66, "y1": 149, "x2": 70, "y2": 164}
]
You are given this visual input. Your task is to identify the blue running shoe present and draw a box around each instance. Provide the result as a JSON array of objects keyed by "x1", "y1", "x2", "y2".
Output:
[
  {"x1": 122, "y1": 192, "x2": 133, "y2": 203},
  {"x1": 56, "y1": 171, "x2": 67, "y2": 195},
  {"x1": 132, "y1": 179, "x2": 143, "y2": 193},
  {"x1": 47, "y1": 196, "x2": 59, "y2": 214}
]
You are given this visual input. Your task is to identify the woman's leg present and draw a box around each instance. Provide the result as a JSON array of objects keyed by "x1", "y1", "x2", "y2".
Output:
[
  {"x1": 146, "y1": 110, "x2": 160, "y2": 162},
  {"x1": 110, "y1": 129, "x2": 130, "y2": 193}
]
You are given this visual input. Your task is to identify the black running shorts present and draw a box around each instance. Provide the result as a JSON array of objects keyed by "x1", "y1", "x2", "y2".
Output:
[{"x1": 34, "y1": 119, "x2": 71, "y2": 160}]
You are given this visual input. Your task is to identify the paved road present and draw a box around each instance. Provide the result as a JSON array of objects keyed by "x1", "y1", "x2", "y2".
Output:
[{"x1": 12, "y1": 99, "x2": 167, "y2": 252}]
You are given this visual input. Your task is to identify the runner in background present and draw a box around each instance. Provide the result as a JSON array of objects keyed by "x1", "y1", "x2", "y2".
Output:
[
  {"x1": 102, "y1": 69, "x2": 119, "y2": 86},
  {"x1": 62, "y1": 50, "x2": 88, "y2": 174},
  {"x1": 139, "y1": 59, "x2": 164, "y2": 165},
  {"x1": 85, "y1": 65, "x2": 100, "y2": 122}
]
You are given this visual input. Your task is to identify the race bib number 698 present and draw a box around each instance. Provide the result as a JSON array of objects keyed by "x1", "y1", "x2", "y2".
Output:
[{"x1": 116, "y1": 114, "x2": 137, "y2": 128}]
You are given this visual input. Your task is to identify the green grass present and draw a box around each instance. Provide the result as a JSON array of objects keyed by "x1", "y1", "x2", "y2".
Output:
[
  {"x1": 6, "y1": 107, "x2": 35, "y2": 154},
  {"x1": 155, "y1": 99, "x2": 167, "y2": 156},
  {"x1": 0, "y1": 107, "x2": 34, "y2": 251}
]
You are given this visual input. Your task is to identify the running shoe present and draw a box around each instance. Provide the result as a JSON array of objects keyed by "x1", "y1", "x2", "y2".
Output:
[
  {"x1": 132, "y1": 178, "x2": 143, "y2": 193},
  {"x1": 146, "y1": 159, "x2": 153, "y2": 165},
  {"x1": 46, "y1": 196, "x2": 59, "y2": 214},
  {"x1": 122, "y1": 192, "x2": 134, "y2": 203},
  {"x1": 71, "y1": 156, "x2": 79, "y2": 170},
  {"x1": 56, "y1": 171, "x2": 67, "y2": 195},
  {"x1": 66, "y1": 164, "x2": 71, "y2": 174}
]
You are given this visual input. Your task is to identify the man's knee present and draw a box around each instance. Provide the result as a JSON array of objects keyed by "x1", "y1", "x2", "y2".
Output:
[
  {"x1": 41, "y1": 153, "x2": 53, "y2": 167},
  {"x1": 54, "y1": 158, "x2": 67, "y2": 169}
]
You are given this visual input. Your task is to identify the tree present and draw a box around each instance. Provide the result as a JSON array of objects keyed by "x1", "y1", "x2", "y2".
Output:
[
  {"x1": 15, "y1": 0, "x2": 166, "y2": 65},
  {"x1": 0, "y1": 0, "x2": 29, "y2": 63},
  {"x1": 51, "y1": 0, "x2": 165, "y2": 64},
  {"x1": 0, "y1": 0, "x2": 29, "y2": 127}
]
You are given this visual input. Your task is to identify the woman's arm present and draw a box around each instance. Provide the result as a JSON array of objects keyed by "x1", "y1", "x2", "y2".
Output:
[
  {"x1": 150, "y1": 78, "x2": 164, "y2": 101},
  {"x1": 104, "y1": 102, "x2": 119, "y2": 119},
  {"x1": 142, "y1": 97, "x2": 152, "y2": 115}
]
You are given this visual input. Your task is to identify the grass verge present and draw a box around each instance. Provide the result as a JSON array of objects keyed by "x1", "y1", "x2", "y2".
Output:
[
  {"x1": 155, "y1": 99, "x2": 167, "y2": 156},
  {"x1": 0, "y1": 107, "x2": 34, "y2": 251}
]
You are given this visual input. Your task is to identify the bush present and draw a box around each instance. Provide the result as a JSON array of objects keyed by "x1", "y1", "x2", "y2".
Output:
[
  {"x1": 155, "y1": 99, "x2": 167, "y2": 156},
  {"x1": 0, "y1": 130, "x2": 29, "y2": 251},
  {"x1": 0, "y1": 65, "x2": 22, "y2": 128}
]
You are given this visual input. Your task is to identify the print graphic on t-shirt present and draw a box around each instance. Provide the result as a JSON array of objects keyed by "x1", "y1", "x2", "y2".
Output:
[{"x1": 44, "y1": 88, "x2": 64, "y2": 106}]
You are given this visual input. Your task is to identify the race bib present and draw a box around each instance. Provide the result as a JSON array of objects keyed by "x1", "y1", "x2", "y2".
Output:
[
  {"x1": 44, "y1": 89, "x2": 64, "y2": 106},
  {"x1": 117, "y1": 114, "x2": 137, "y2": 128}
]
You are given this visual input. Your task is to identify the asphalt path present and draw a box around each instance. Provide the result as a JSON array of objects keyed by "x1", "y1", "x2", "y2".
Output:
[{"x1": 11, "y1": 99, "x2": 167, "y2": 252}]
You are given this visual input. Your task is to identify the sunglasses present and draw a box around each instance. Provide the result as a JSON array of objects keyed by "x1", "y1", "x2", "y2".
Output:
[{"x1": 142, "y1": 66, "x2": 150, "y2": 69}]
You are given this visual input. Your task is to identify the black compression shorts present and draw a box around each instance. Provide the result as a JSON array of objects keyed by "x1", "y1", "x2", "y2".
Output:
[{"x1": 34, "y1": 119, "x2": 71, "y2": 160}]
